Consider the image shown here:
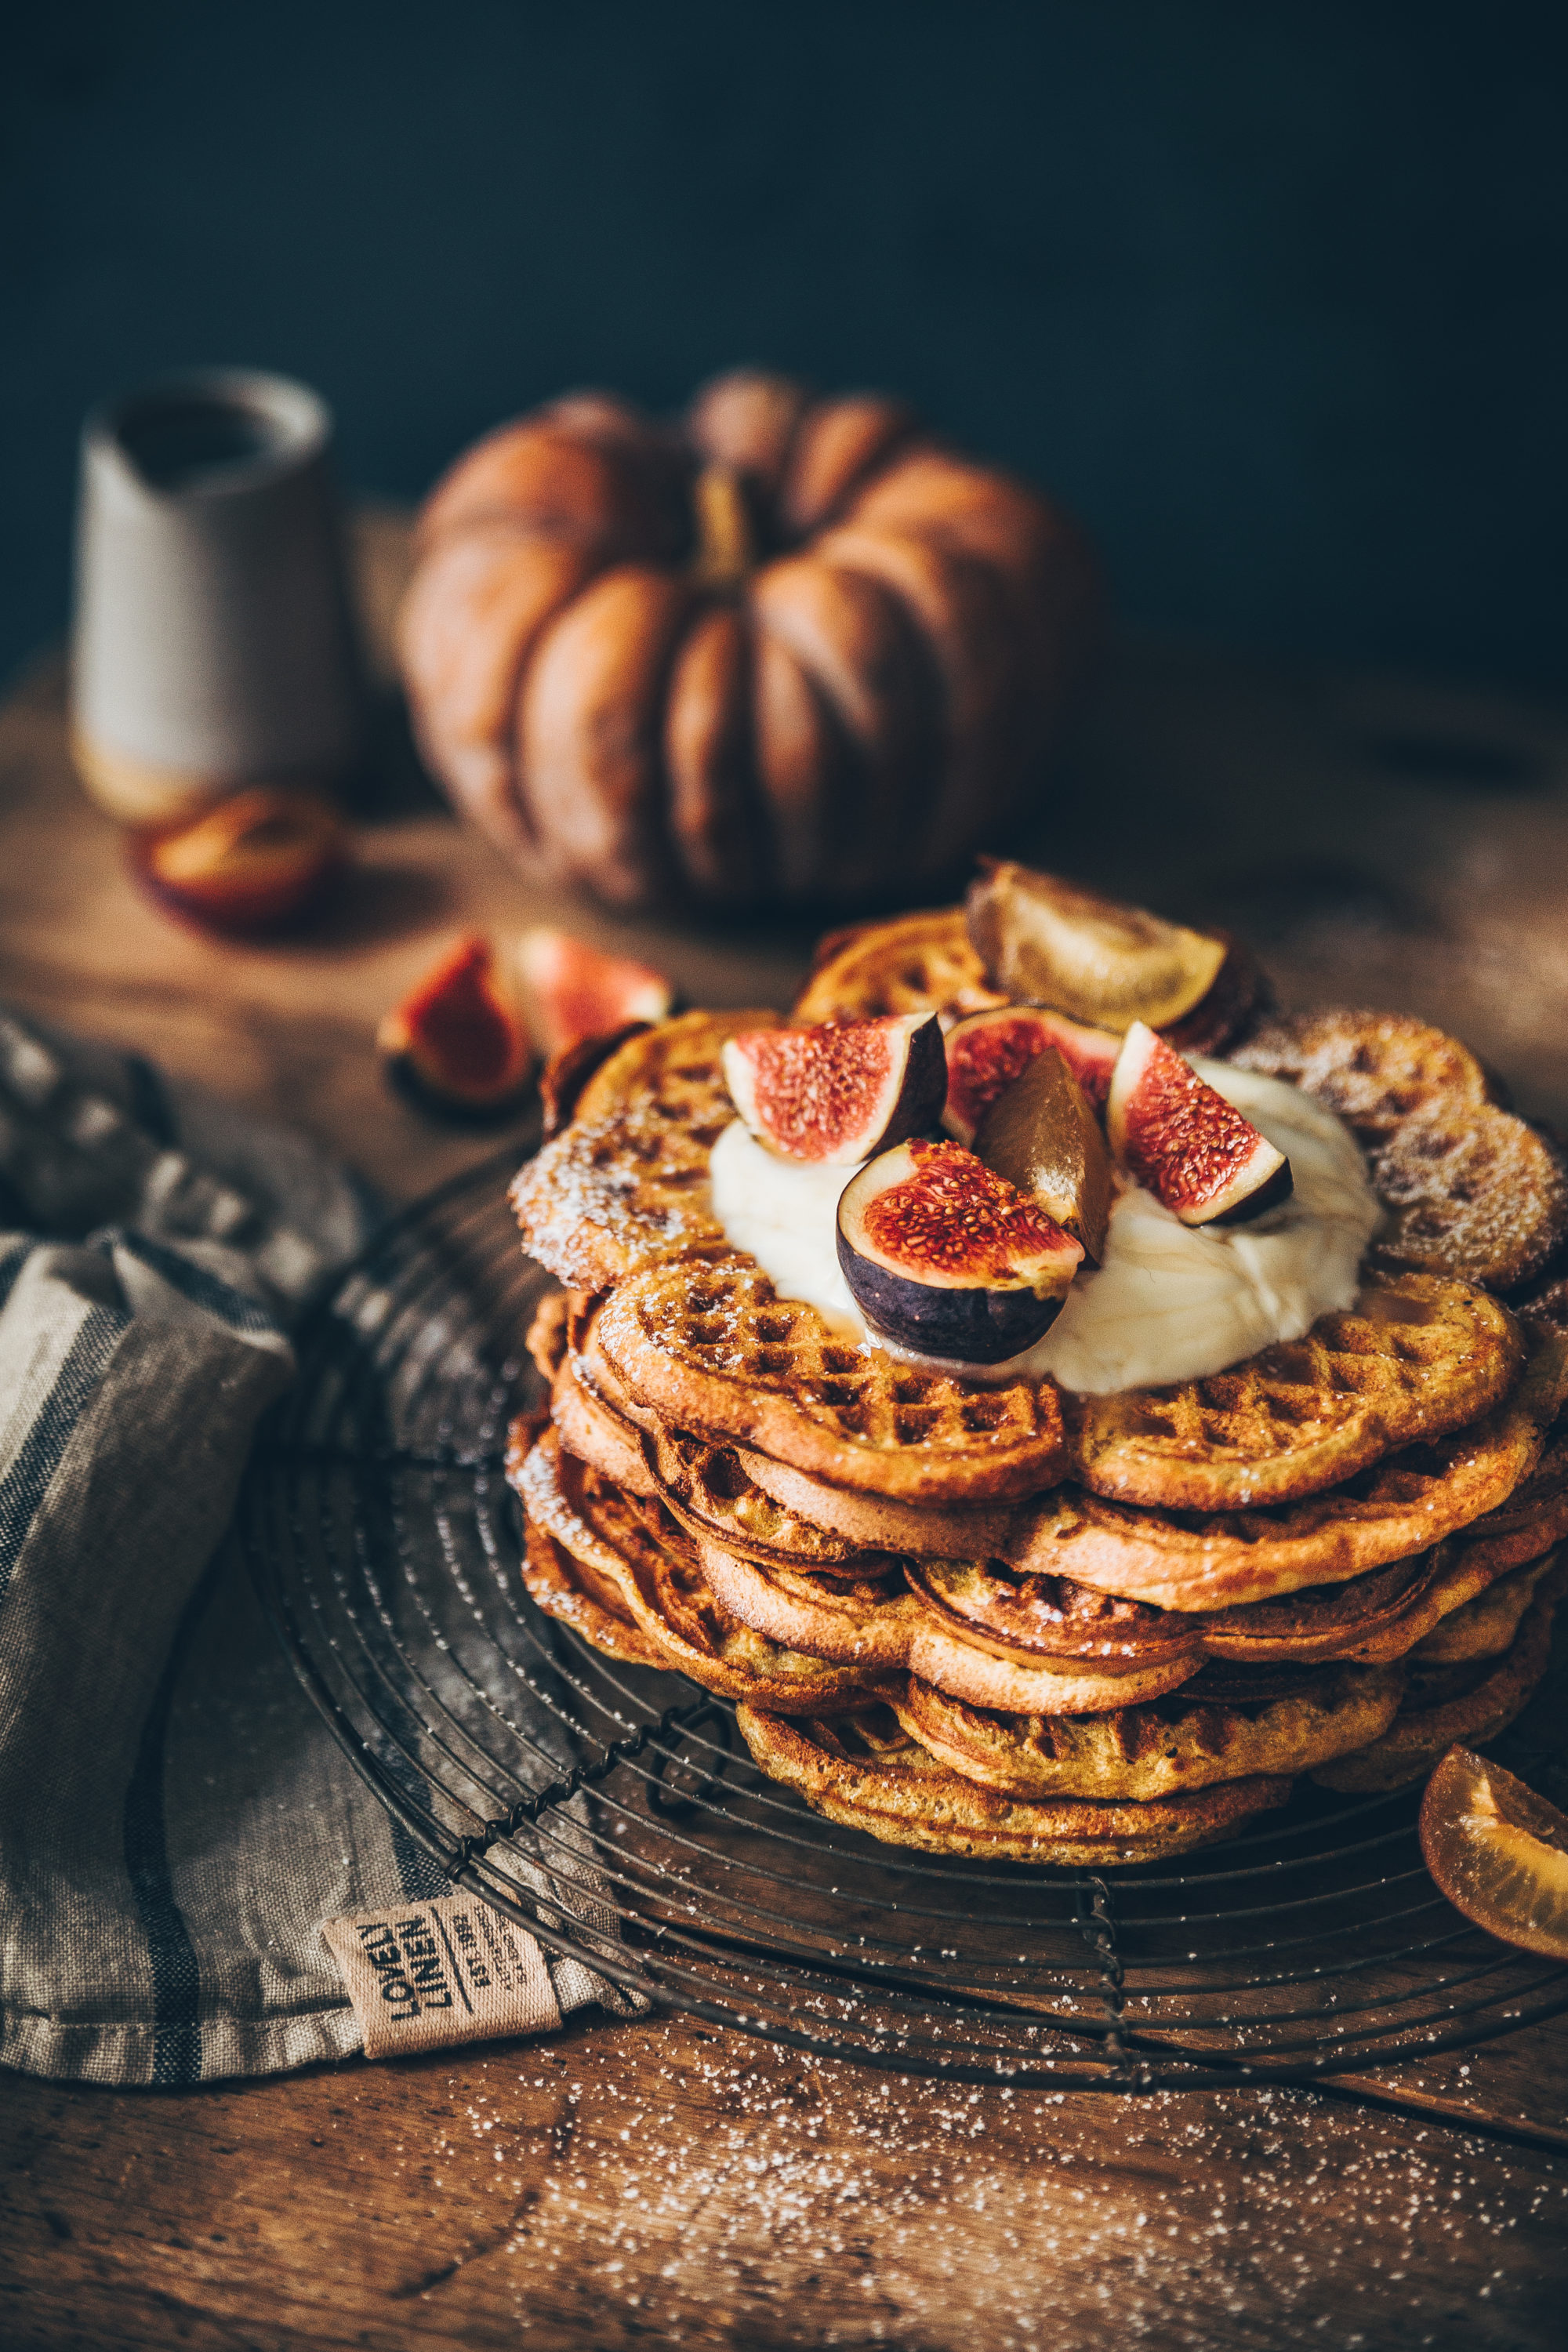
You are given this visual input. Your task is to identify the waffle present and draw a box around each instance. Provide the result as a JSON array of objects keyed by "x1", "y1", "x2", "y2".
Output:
[
  {"x1": 1408, "y1": 1548, "x2": 1561, "y2": 1665},
  {"x1": 644, "y1": 1425, "x2": 887, "y2": 1577},
  {"x1": 734, "y1": 1703, "x2": 1294, "y2": 1864},
  {"x1": 1369, "y1": 1102, "x2": 1568, "y2": 1294},
  {"x1": 513, "y1": 1428, "x2": 874, "y2": 1712},
  {"x1": 510, "y1": 1011, "x2": 774, "y2": 1291},
  {"x1": 509, "y1": 1418, "x2": 673, "y2": 1668},
  {"x1": 1066, "y1": 1275, "x2": 1524, "y2": 1513},
  {"x1": 694, "y1": 1536, "x2": 1203, "y2": 1714},
  {"x1": 595, "y1": 1257, "x2": 1069, "y2": 1504},
  {"x1": 546, "y1": 1361, "x2": 660, "y2": 1498},
  {"x1": 894, "y1": 1658, "x2": 1404, "y2": 1802},
  {"x1": 1229, "y1": 1010, "x2": 1497, "y2": 1139},
  {"x1": 790, "y1": 909, "x2": 1004, "y2": 1027},
  {"x1": 1448, "y1": 1425, "x2": 1568, "y2": 1579},
  {"x1": 1310, "y1": 1553, "x2": 1567, "y2": 1793}
]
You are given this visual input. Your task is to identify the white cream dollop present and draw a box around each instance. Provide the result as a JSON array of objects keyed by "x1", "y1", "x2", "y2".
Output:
[{"x1": 707, "y1": 1061, "x2": 1381, "y2": 1394}]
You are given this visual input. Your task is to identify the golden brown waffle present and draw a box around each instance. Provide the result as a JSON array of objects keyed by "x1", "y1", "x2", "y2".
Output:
[
  {"x1": 1012, "y1": 1370, "x2": 1550, "y2": 1613},
  {"x1": 644, "y1": 1426, "x2": 885, "y2": 1577},
  {"x1": 736, "y1": 1447, "x2": 1017, "y2": 1559},
  {"x1": 1449, "y1": 1426, "x2": 1568, "y2": 1580},
  {"x1": 512, "y1": 1428, "x2": 875, "y2": 1712},
  {"x1": 895, "y1": 1659, "x2": 1404, "y2": 1802},
  {"x1": 1066, "y1": 1275, "x2": 1524, "y2": 1513},
  {"x1": 596, "y1": 1256, "x2": 1069, "y2": 1504},
  {"x1": 547, "y1": 1360, "x2": 660, "y2": 1499},
  {"x1": 521, "y1": 1515, "x2": 677, "y2": 1671},
  {"x1": 1229, "y1": 1009, "x2": 1496, "y2": 1139},
  {"x1": 524, "y1": 1289, "x2": 571, "y2": 1383},
  {"x1": 1311, "y1": 1554, "x2": 1566, "y2": 1794},
  {"x1": 694, "y1": 1536, "x2": 1202, "y2": 1713},
  {"x1": 735, "y1": 1703, "x2": 1294, "y2": 1864},
  {"x1": 510, "y1": 1010, "x2": 774, "y2": 1291},
  {"x1": 790, "y1": 909, "x2": 1004, "y2": 1026},
  {"x1": 1406, "y1": 1548, "x2": 1560, "y2": 1666},
  {"x1": 1369, "y1": 1103, "x2": 1568, "y2": 1294}
]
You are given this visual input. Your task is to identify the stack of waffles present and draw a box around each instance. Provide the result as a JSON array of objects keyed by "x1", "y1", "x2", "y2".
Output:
[{"x1": 507, "y1": 912, "x2": 1568, "y2": 1866}]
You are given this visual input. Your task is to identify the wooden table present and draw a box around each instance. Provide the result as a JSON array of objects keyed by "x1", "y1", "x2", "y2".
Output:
[{"x1": 4, "y1": 516, "x2": 1568, "y2": 2350}]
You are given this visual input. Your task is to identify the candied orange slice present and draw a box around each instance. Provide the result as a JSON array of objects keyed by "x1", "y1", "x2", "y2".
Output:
[{"x1": 1419, "y1": 1745, "x2": 1568, "y2": 1958}]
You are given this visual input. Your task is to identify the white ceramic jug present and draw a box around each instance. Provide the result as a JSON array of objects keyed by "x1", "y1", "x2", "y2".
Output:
[{"x1": 71, "y1": 368, "x2": 363, "y2": 826}]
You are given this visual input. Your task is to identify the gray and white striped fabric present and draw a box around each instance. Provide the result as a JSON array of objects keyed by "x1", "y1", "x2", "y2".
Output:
[{"x1": 0, "y1": 1010, "x2": 630, "y2": 2085}]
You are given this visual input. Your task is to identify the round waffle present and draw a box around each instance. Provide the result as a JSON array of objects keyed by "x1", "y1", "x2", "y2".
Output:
[
  {"x1": 1230, "y1": 1010, "x2": 1497, "y2": 1139},
  {"x1": 511, "y1": 1010, "x2": 773, "y2": 1293},
  {"x1": 1448, "y1": 1425, "x2": 1568, "y2": 1579},
  {"x1": 790, "y1": 908, "x2": 1005, "y2": 1028},
  {"x1": 1408, "y1": 1548, "x2": 1562, "y2": 1666},
  {"x1": 1310, "y1": 1555, "x2": 1567, "y2": 1794},
  {"x1": 644, "y1": 1424, "x2": 888, "y2": 1577},
  {"x1": 548, "y1": 1359, "x2": 661, "y2": 1499},
  {"x1": 893, "y1": 1658, "x2": 1405, "y2": 1801},
  {"x1": 596, "y1": 1256, "x2": 1069, "y2": 1504},
  {"x1": 693, "y1": 1537, "x2": 1202, "y2": 1713},
  {"x1": 734, "y1": 1703, "x2": 1294, "y2": 1864},
  {"x1": 513, "y1": 1428, "x2": 874, "y2": 1713},
  {"x1": 1066, "y1": 1276, "x2": 1524, "y2": 1513}
]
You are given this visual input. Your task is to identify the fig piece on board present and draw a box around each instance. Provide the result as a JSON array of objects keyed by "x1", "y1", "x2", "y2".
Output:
[
  {"x1": 943, "y1": 1004, "x2": 1120, "y2": 1144},
  {"x1": 723, "y1": 1012, "x2": 946, "y2": 1166},
  {"x1": 514, "y1": 927, "x2": 672, "y2": 1060},
  {"x1": 134, "y1": 788, "x2": 347, "y2": 935},
  {"x1": 1420, "y1": 1746, "x2": 1568, "y2": 1958},
  {"x1": 837, "y1": 1137, "x2": 1083, "y2": 1363},
  {"x1": 973, "y1": 1048, "x2": 1112, "y2": 1265},
  {"x1": 1106, "y1": 1023, "x2": 1292, "y2": 1227},
  {"x1": 966, "y1": 860, "x2": 1228, "y2": 1032},
  {"x1": 378, "y1": 933, "x2": 535, "y2": 1119}
]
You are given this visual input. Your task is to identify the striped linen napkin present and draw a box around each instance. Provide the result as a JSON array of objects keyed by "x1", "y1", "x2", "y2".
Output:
[{"x1": 0, "y1": 1008, "x2": 635, "y2": 2085}]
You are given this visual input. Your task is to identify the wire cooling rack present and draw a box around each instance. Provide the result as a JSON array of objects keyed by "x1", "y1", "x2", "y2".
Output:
[{"x1": 243, "y1": 1145, "x2": 1568, "y2": 2094}]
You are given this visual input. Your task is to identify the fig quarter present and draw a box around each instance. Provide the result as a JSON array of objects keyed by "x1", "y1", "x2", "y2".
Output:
[{"x1": 973, "y1": 1047, "x2": 1112, "y2": 1265}]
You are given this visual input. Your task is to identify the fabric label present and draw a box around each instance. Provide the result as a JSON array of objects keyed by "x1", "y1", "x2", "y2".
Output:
[{"x1": 321, "y1": 1894, "x2": 562, "y2": 2059}]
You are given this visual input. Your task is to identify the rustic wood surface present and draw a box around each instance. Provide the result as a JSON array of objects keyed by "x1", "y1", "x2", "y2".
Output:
[{"x1": 3, "y1": 511, "x2": 1568, "y2": 2350}]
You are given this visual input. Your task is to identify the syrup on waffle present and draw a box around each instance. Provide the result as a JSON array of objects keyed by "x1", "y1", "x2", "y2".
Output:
[
  {"x1": 595, "y1": 1257, "x2": 1069, "y2": 1504},
  {"x1": 1066, "y1": 1275, "x2": 1524, "y2": 1512},
  {"x1": 894, "y1": 1657, "x2": 1405, "y2": 1802},
  {"x1": 1311, "y1": 1555, "x2": 1567, "y2": 1793},
  {"x1": 734, "y1": 1703, "x2": 1294, "y2": 1864}
]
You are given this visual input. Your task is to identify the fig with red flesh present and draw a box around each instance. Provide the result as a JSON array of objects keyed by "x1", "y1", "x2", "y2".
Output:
[
  {"x1": 378, "y1": 933, "x2": 535, "y2": 1119},
  {"x1": 837, "y1": 1138, "x2": 1084, "y2": 1363},
  {"x1": 973, "y1": 1048, "x2": 1112, "y2": 1264},
  {"x1": 514, "y1": 927, "x2": 672, "y2": 1060},
  {"x1": 1107, "y1": 1023, "x2": 1293, "y2": 1226},
  {"x1": 943, "y1": 1004, "x2": 1120, "y2": 1144},
  {"x1": 967, "y1": 859, "x2": 1228, "y2": 1032},
  {"x1": 723, "y1": 1013, "x2": 946, "y2": 1165}
]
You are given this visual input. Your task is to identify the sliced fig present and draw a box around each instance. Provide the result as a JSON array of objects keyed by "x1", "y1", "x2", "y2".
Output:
[
  {"x1": 837, "y1": 1138, "x2": 1083, "y2": 1363},
  {"x1": 378, "y1": 933, "x2": 535, "y2": 1119},
  {"x1": 722, "y1": 1012, "x2": 946, "y2": 1165},
  {"x1": 966, "y1": 859, "x2": 1228, "y2": 1032},
  {"x1": 973, "y1": 1049, "x2": 1112, "y2": 1265},
  {"x1": 1106, "y1": 1022, "x2": 1292, "y2": 1227},
  {"x1": 514, "y1": 927, "x2": 672, "y2": 1060},
  {"x1": 943, "y1": 1004, "x2": 1120, "y2": 1144}
]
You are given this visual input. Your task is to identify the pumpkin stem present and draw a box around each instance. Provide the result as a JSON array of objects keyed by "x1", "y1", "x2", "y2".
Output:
[{"x1": 690, "y1": 464, "x2": 754, "y2": 590}]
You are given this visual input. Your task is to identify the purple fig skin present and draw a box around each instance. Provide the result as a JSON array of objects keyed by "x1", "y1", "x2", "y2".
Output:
[
  {"x1": 723, "y1": 1011, "x2": 946, "y2": 1164},
  {"x1": 836, "y1": 1138, "x2": 1081, "y2": 1363}
]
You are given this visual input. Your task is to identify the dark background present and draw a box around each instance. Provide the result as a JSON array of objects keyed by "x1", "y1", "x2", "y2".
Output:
[{"x1": 5, "y1": 0, "x2": 1566, "y2": 695}]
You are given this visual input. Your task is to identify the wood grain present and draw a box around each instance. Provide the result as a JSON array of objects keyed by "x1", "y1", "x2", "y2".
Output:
[{"x1": 4, "y1": 510, "x2": 1568, "y2": 2348}]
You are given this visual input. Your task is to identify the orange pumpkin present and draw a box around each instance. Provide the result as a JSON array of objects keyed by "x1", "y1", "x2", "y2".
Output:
[{"x1": 397, "y1": 370, "x2": 1099, "y2": 912}]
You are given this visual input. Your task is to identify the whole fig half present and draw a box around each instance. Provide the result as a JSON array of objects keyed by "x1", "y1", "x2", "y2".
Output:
[
  {"x1": 837, "y1": 1137, "x2": 1083, "y2": 1362},
  {"x1": 723, "y1": 1012, "x2": 946, "y2": 1164},
  {"x1": 1106, "y1": 1023, "x2": 1292, "y2": 1226}
]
